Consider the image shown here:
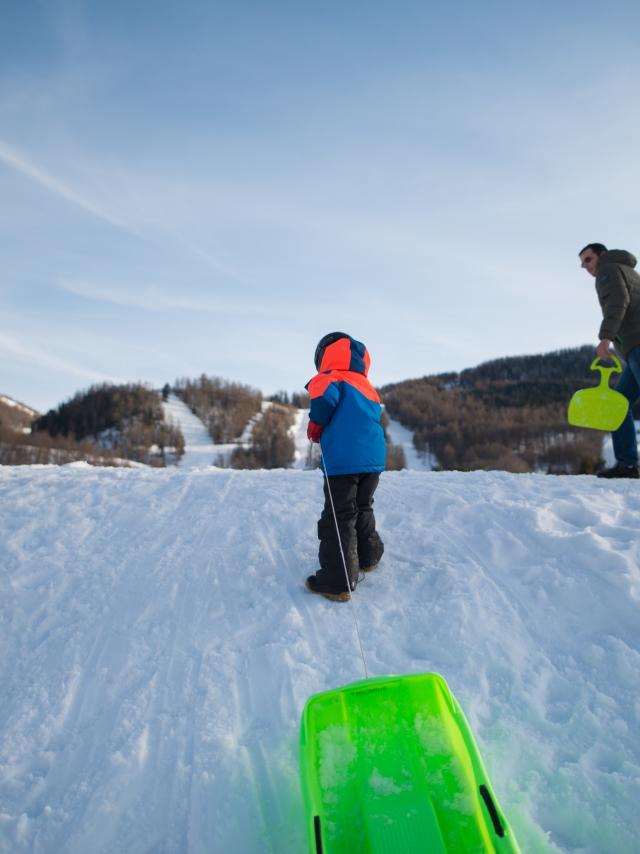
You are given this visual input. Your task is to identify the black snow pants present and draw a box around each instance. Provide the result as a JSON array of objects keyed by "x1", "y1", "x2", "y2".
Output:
[{"x1": 316, "y1": 473, "x2": 384, "y2": 591}]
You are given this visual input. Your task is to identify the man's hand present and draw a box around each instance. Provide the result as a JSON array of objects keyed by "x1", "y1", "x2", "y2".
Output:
[
  {"x1": 307, "y1": 420, "x2": 323, "y2": 443},
  {"x1": 596, "y1": 339, "x2": 612, "y2": 359}
]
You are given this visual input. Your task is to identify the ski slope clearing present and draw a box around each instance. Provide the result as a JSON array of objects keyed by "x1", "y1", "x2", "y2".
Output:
[
  {"x1": 384, "y1": 417, "x2": 435, "y2": 470},
  {"x1": 290, "y1": 409, "x2": 314, "y2": 470},
  {"x1": 1, "y1": 466, "x2": 639, "y2": 853},
  {"x1": 161, "y1": 395, "x2": 217, "y2": 469}
]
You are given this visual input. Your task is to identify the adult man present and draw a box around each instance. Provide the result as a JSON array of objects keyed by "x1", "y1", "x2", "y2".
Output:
[{"x1": 579, "y1": 243, "x2": 640, "y2": 478}]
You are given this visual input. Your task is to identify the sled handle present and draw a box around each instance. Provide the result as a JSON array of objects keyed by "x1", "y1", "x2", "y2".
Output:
[{"x1": 590, "y1": 354, "x2": 622, "y2": 386}]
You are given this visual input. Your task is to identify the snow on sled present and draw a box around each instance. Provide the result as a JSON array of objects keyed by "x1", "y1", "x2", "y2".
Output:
[
  {"x1": 568, "y1": 355, "x2": 629, "y2": 431},
  {"x1": 299, "y1": 672, "x2": 520, "y2": 853}
]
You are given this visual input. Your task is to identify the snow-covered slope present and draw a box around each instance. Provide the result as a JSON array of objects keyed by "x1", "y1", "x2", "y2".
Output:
[
  {"x1": 161, "y1": 394, "x2": 218, "y2": 469},
  {"x1": 1, "y1": 466, "x2": 639, "y2": 853},
  {"x1": 0, "y1": 394, "x2": 39, "y2": 436},
  {"x1": 0, "y1": 395, "x2": 39, "y2": 419},
  {"x1": 385, "y1": 416, "x2": 435, "y2": 470},
  {"x1": 163, "y1": 394, "x2": 300, "y2": 469},
  {"x1": 290, "y1": 409, "x2": 317, "y2": 470}
]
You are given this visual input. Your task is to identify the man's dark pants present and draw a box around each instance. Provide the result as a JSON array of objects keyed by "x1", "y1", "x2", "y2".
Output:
[{"x1": 612, "y1": 345, "x2": 640, "y2": 466}]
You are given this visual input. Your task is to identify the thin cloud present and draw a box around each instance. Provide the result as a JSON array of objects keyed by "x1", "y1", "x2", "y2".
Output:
[
  {"x1": 0, "y1": 139, "x2": 126, "y2": 229},
  {"x1": 172, "y1": 236, "x2": 256, "y2": 285},
  {"x1": 0, "y1": 332, "x2": 124, "y2": 384},
  {"x1": 0, "y1": 139, "x2": 255, "y2": 284},
  {"x1": 59, "y1": 278, "x2": 292, "y2": 318}
]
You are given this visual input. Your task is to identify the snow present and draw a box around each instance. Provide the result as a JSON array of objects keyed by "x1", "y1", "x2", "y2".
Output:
[
  {"x1": 290, "y1": 409, "x2": 317, "y2": 471},
  {"x1": 385, "y1": 416, "x2": 436, "y2": 470},
  {"x1": 1, "y1": 465, "x2": 639, "y2": 853},
  {"x1": 161, "y1": 394, "x2": 218, "y2": 469}
]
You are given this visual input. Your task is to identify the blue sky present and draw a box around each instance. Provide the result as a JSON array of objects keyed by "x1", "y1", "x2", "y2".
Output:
[{"x1": 2, "y1": 0, "x2": 640, "y2": 412}]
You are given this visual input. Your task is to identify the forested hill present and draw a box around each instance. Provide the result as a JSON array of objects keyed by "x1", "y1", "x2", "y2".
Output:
[
  {"x1": 4, "y1": 379, "x2": 302, "y2": 470},
  {"x1": 380, "y1": 345, "x2": 612, "y2": 474},
  {"x1": 458, "y1": 345, "x2": 600, "y2": 406},
  {"x1": 2, "y1": 384, "x2": 185, "y2": 467}
]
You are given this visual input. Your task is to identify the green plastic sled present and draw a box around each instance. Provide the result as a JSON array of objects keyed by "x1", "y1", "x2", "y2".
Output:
[
  {"x1": 568, "y1": 355, "x2": 629, "y2": 431},
  {"x1": 299, "y1": 673, "x2": 520, "y2": 853}
]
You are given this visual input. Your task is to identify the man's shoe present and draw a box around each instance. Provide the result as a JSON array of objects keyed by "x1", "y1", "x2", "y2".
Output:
[
  {"x1": 306, "y1": 575, "x2": 351, "y2": 602},
  {"x1": 597, "y1": 464, "x2": 640, "y2": 479}
]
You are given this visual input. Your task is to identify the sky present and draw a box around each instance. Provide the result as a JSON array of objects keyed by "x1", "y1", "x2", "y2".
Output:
[{"x1": 2, "y1": 0, "x2": 640, "y2": 413}]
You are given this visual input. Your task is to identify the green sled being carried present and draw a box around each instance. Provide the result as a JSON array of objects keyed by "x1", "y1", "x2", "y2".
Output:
[
  {"x1": 567, "y1": 355, "x2": 629, "y2": 431},
  {"x1": 299, "y1": 672, "x2": 520, "y2": 853}
]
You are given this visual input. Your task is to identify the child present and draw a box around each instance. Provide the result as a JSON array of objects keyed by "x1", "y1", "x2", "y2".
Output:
[{"x1": 305, "y1": 332, "x2": 386, "y2": 602}]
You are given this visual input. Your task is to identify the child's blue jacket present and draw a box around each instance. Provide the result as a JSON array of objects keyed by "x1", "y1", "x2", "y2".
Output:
[{"x1": 306, "y1": 336, "x2": 386, "y2": 476}]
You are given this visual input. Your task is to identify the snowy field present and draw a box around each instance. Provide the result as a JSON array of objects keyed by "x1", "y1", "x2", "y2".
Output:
[{"x1": 1, "y1": 464, "x2": 639, "y2": 853}]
